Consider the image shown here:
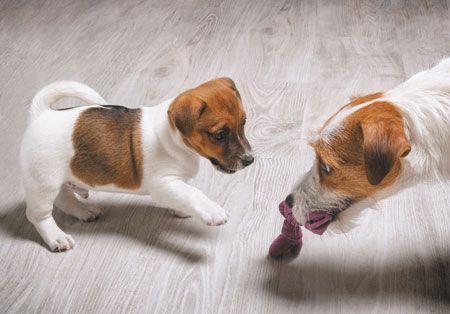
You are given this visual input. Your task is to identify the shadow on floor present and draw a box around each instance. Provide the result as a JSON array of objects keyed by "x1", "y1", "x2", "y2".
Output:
[
  {"x1": 260, "y1": 253, "x2": 450, "y2": 305},
  {"x1": 0, "y1": 198, "x2": 211, "y2": 263}
]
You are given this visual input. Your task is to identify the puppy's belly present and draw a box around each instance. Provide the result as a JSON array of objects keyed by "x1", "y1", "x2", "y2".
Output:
[{"x1": 66, "y1": 176, "x2": 149, "y2": 195}]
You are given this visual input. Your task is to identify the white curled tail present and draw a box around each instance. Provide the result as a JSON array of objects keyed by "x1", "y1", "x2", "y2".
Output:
[{"x1": 28, "y1": 81, "x2": 107, "y2": 123}]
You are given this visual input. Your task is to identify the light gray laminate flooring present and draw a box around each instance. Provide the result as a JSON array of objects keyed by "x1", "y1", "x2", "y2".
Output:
[{"x1": 0, "y1": 1, "x2": 449, "y2": 313}]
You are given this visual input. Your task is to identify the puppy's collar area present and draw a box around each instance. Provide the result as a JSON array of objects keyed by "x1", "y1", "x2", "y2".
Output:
[
  {"x1": 170, "y1": 130, "x2": 197, "y2": 156},
  {"x1": 161, "y1": 104, "x2": 198, "y2": 157}
]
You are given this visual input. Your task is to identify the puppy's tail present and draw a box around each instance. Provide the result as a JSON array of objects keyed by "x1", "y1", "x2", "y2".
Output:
[{"x1": 28, "y1": 81, "x2": 107, "y2": 124}]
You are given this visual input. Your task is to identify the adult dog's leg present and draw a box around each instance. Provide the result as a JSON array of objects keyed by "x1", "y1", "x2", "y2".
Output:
[{"x1": 65, "y1": 182, "x2": 89, "y2": 199}]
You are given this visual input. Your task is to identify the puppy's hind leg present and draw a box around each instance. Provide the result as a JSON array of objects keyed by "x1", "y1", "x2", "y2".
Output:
[
  {"x1": 25, "y1": 181, "x2": 75, "y2": 252},
  {"x1": 65, "y1": 182, "x2": 89, "y2": 199},
  {"x1": 55, "y1": 184, "x2": 102, "y2": 222}
]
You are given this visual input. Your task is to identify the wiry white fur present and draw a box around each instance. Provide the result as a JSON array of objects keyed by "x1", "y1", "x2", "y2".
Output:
[
  {"x1": 292, "y1": 58, "x2": 450, "y2": 232},
  {"x1": 321, "y1": 99, "x2": 375, "y2": 143},
  {"x1": 21, "y1": 82, "x2": 229, "y2": 252},
  {"x1": 384, "y1": 58, "x2": 450, "y2": 182}
]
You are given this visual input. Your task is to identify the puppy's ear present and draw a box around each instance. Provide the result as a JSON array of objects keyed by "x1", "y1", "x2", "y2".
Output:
[
  {"x1": 168, "y1": 94, "x2": 206, "y2": 136},
  {"x1": 361, "y1": 120, "x2": 411, "y2": 185},
  {"x1": 217, "y1": 77, "x2": 241, "y2": 99},
  {"x1": 218, "y1": 77, "x2": 236, "y2": 89}
]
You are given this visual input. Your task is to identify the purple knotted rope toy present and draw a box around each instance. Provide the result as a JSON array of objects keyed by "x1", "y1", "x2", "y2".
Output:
[{"x1": 269, "y1": 200, "x2": 335, "y2": 259}]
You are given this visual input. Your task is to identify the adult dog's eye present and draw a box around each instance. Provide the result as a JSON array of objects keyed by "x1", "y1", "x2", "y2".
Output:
[
  {"x1": 321, "y1": 162, "x2": 332, "y2": 174},
  {"x1": 212, "y1": 130, "x2": 227, "y2": 141},
  {"x1": 243, "y1": 117, "x2": 247, "y2": 125}
]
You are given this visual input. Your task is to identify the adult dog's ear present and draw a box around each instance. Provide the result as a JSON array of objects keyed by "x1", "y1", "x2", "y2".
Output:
[
  {"x1": 168, "y1": 94, "x2": 207, "y2": 136},
  {"x1": 361, "y1": 120, "x2": 411, "y2": 185}
]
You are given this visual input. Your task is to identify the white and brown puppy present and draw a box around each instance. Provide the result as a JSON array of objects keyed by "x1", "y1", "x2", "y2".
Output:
[
  {"x1": 288, "y1": 58, "x2": 450, "y2": 231},
  {"x1": 21, "y1": 78, "x2": 253, "y2": 251}
]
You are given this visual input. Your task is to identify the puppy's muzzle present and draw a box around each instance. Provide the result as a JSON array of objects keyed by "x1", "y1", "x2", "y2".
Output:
[{"x1": 240, "y1": 154, "x2": 254, "y2": 167}]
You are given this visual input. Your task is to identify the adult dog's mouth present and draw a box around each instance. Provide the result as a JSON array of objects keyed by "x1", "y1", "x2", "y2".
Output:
[
  {"x1": 304, "y1": 200, "x2": 353, "y2": 234},
  {"x1": 304, "y1": 210, "x2": 338, "y2": 235},
  {"x1": 284, "y1": 195, "x2": 353, "y2": 234},
  {"x1": 209, "y1": 157, "x2": 237, "y2": 174}
]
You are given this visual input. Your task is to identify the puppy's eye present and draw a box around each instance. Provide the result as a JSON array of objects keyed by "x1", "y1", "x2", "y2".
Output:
[
  {"x1": 243, "y1": 117, "x2": 247, "y2": 125},
  {"x1": 212, "y1": 130, "x2": 227, "y2": 141},
  {"x1": 321, "y1": 162, "x2": 332, "y2": 174}
]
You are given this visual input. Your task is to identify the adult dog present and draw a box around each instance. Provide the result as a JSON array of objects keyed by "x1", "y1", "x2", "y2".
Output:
[{"x1": 288, "y1": 58, "x2": 449, "y2": 231}]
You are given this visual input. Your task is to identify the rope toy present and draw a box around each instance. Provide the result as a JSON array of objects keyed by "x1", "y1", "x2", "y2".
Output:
[{"x1": 269, "y1": 200, "x2": 335, "y2": 259}]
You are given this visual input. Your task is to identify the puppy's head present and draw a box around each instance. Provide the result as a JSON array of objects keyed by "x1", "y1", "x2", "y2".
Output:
[
  {"x1": 168, "y1": 77, "x2": 253, "y2": 173},
  {"x1": 289, "y1": 95, "x2": 411, "y2": 230}
]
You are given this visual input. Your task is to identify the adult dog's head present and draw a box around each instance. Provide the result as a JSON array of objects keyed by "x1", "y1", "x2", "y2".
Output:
[
  {"x1": 168, "y1": 77, "x2": 253, "y2": 173},
  {"x1": 288, "y1": 93, "x2": 411, "y2": 230}
]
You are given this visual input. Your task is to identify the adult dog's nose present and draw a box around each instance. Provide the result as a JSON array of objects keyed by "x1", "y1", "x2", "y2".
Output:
[
  {"x1": 241, "y1": 154, "x2": 254, "y2": 167},
  {"x1": 285, "y1": 194, "x2": 294, "y2": 208}
]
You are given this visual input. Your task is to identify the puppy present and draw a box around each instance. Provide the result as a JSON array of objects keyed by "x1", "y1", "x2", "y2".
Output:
[
  {"x1": 288, "y1": 58, "x2": 450, "y2": 231},
  {"x1": 21, "y1": 78, "x2": 254, "y2": 251}
]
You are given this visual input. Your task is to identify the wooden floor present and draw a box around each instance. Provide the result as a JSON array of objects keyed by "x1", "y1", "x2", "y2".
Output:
[{"x1": 1, "y1": 0, "x2": 449, "y2": 313}]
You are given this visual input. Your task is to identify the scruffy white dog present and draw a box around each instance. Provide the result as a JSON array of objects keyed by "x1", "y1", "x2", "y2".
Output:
[
  {"x1": 287, "y1": 58, "x2": 450, "y2": 232},
  {"x1": 21, "y1": 78, "x2": 253, "y2": 251}
]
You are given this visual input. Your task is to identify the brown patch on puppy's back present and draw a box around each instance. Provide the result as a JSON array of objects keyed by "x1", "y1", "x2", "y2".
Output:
[{"x1": 71, "y1": 105, "x2": 143, "y2": 189}]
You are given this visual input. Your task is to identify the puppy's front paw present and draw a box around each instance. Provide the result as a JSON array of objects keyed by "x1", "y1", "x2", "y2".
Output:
[
  {"x1": 46, "y1": 232, "x2": 75, "y2": 252},
  {"x1": 199, "y1": 205, "x2": 229, "y2": 226},
  {"x1": 170, "y1": 209, "x2": 191, "y2": 219}
]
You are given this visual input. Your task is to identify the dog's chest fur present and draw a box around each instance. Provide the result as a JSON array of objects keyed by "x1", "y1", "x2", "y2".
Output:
[{"x1": 70, "y1": 105, "x2": 143, "y2": 189}]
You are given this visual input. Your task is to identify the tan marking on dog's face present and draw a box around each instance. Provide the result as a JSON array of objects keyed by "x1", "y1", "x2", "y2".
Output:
[
  {"x1": 168, "y1": 77, "x2": 253, "y2": 173},
  {"x1": 348, "y1": 92, "x2": 384, "y2": 107},
  {"x1": 71, "y1": 105, "x2": 143, "y2": 189},
  {"x1": 321, "y1": 92, "x2": 383, "y2": 132},
  {"x1": 314, "y1": 101, "x2": 411, "y2": 201}
]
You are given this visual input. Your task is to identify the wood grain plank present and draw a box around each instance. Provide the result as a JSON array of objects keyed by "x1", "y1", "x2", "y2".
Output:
[{"x1": 0, "y1": 0, "x2": 449, "y2": 313}]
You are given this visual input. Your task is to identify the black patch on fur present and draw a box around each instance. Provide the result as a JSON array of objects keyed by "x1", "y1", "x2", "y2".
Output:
[{"x1": 364, "y1": 141, "x2": 394, "y2": 185}]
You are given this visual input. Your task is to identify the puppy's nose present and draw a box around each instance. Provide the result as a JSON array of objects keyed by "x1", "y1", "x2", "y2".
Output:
[{"x1": 241, "y1": 154, "x2": 254, "y2": 167}]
